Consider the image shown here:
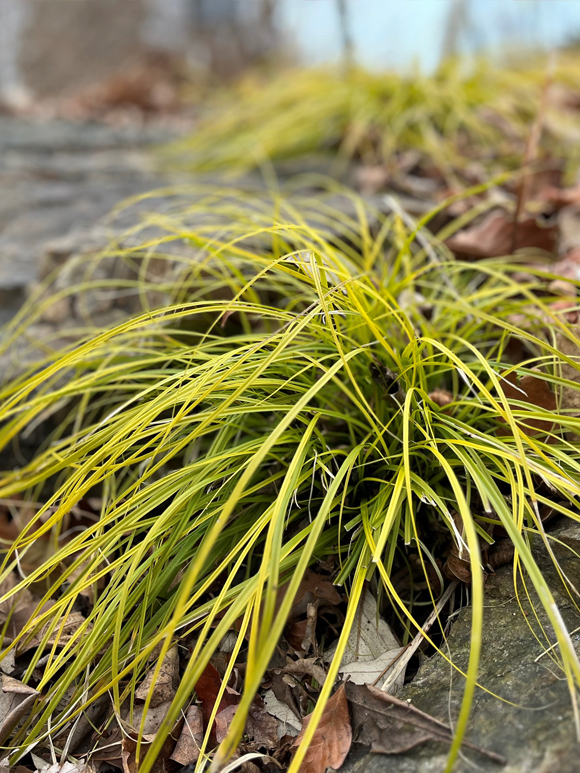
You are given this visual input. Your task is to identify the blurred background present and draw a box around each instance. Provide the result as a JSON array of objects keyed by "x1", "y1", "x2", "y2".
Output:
[
  {"x1": 2, "y1": 0, "x2": 580, "y2": 111},
  {"x1": 3, "y1": 0, "x2": 580, "y2": 325}
]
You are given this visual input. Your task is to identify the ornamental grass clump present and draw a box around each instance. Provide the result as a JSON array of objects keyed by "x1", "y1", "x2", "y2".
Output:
[
  {"x1": 167, "y1": 56, "x2": 580, "y2": 179},
  {"x1": 0, "y1": 186, "x2": 580, "y2": 771}
]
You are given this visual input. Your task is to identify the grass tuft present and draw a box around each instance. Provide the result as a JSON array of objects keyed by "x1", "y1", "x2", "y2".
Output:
[
  {"x1": 166, "y1": 57, "x2": 580, "y2": 180},
  {"x1": 1, "y1": 185, "x2": 580, "y2": 770}
]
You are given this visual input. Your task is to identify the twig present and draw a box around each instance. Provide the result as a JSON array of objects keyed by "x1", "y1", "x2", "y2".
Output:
[{"x1": 378, "y1": 580, "x2": 459, "y2": 692}]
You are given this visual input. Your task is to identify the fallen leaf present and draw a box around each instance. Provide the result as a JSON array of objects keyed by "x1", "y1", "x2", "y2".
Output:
[
  {"x1": 263, "y1": 689, "x2": 301, "y2": 738},
  {"x1": 170, "y1": 705, "x2": 204, "y2": 765},
  {"x1": 0, "y1": 572, "x2": 34, "y2": 649},
  {"x1": 446, "y1": 210, "x2": 556, "y2": 258},
  {"x1": 135, "y1": 645, "x2": 179, "y2": 707},
  {"x1": 299, "y1": 601, "x2": 318, "y2": 654},
  {"x1": 17, "y1": 609, "x2": 85, "y2": 655},
  {"x1": 33, "y1": 761, "x2": 91, "y2": 773},
  {"x1": 126, "y1": 700, "x2": 174, "y2": 737},
  {"x1": 428, "y1": 389, "x2": 453, "y2": 409},
  {"x1": 0, "y1": 675, "x2": 39, "y2": 746},
  {"x1": 443, "y1": 550, "x2": 473, "y2": 584},
  {"x1": 53, "y1": 693, "x2": 109, "y2": 756},
  {"x1": 285, "y1": 619, "x2": 309, "y2": 651},
  {"x1": 443, "y1": 512, "x2": 474, "y2": 584},
  {"x1": 339, "y1": 647, "x2": 404, "y2": 687},
  {"x1": 292, "y1": 684, "x2": 351, "y2": 773},
  {"x1": 324, "y1": 590, "x2": 405, "y2": 690},
  {"x1": 270, "y1": 670, "x2": 306, "y2": 719},
  {"x1": 278, "y1": 658, "x2": 327, "y2": 687},
  {"x1": 195, "y1": 662, "x2": 239, "y2": 730},
  {"x1": 119, "y1": 730, "x2": 175, "y2": 773},
  {"x1": 500, "y1": 371, "x2": 556, "y2": 436},
  {"x1": 285, "y1": 570, "x2": 341, "y2": 619},
  {"x1": 487, "y1": 539, "x2": 515, "y2": 571},
  {"x1": 215, "y1": 702, "x2": 278, "y2": 750},
  {"x1": 346, "y1": 682, "x2": 505, "y2": 763},
  {"x1": 443, "y1": 512, "x2": 495, "y2": 585}
]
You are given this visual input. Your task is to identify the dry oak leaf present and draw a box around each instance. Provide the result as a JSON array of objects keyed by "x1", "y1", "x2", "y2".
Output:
[
  {"x1": 446, "y1": 210, "x2": 556, "y2": 258},
  {"x1": 346, "y1": 682, "x2": 505, "y2": 764},
  {"x1": 291, "y1": 684, "x2": 352, "y2": 773},
  {"x1": 499, "y1": 371, "x2": 556, "y2": 436}
]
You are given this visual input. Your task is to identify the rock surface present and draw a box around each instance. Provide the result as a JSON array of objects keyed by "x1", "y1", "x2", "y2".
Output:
[
  {"x1": 343, "y1": 558, "x2": 580, "y2": 773},
  {"x1": 0, "y1": 116, "x2": 181, "y2": 324}
]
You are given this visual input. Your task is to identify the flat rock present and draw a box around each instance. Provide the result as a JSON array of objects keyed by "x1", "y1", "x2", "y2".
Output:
[
  {"x1": 343, "y1": 563, "x2": 580, "y2": 773},
  {"x1": 0, "y1": 116, "x2": 182, "y2": 322}
]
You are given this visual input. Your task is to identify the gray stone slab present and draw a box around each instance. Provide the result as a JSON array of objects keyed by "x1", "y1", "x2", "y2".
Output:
[
  {"x1": 0, "y1": 117, "x2": 181, "y2": 294},
  {"x1": 343, "y1": 559, "x2": 580, "y2": 773}
]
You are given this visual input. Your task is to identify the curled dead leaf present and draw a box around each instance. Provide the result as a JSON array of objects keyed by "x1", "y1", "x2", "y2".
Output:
[
  {"x1": 215, "y1": 702, "x2": 278, "y2": 750},
  {"x1": 428, "y1": 389, "x2": 453, "y2": 409}
]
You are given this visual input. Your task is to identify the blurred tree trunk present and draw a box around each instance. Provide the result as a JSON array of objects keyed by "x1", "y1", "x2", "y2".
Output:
[
  {"x1": 441, "y1": 0, "x2": 469, "y2": 60},
  {"x1": 0, "y1": 0, "x2": 280, "y2": 105},
  {"x1": 336, "y1": 0, "x2": 355, "y2": 69}
]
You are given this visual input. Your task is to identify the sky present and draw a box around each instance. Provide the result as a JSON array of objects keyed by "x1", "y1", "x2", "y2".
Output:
[{"x1": 277, "y1": 0, "x2": 580, "y2": 72}]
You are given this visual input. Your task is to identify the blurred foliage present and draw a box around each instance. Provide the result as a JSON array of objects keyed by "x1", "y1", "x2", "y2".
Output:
[{"x1": 168, "y1": 55, "x2": 580, "y2": 181}]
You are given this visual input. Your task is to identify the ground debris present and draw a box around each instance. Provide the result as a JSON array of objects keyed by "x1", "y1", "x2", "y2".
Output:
[
  {"x1": 345, "y1": 682, "x2": 505, "y2": 764},
  {"x1": 292, "y1": 684, "x2": 351, "y2": 773}
]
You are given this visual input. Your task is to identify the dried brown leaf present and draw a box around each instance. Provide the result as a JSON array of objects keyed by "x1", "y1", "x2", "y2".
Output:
[
  {"x1": 120, "y1": 730, "x2": 175, "y2": 773},
  {"x1": 18, "y1": 610, "x2": 86, "y2": 655},
  {"x1": 270, "y1": 670, "x2": 306, "y2": 719},
  {"x1": 285, "y1": 619, "x2": 308, "y2": 651},
  {"x1": 135, "y1": 645, "x2": 179, "y2": 708},
  {"x1": 214, "y1": 702, "x2": 278, "y2": 750},
  {"x1": 195, "y1": 661, "x2": 239, "y2": 729},
  {"x1": 170, "y1": 704, "x2": 204, "y2": 765},
  {"x1": 286, "y1": 570, "x2": 341, "y2": 619},
  {"x1": 0, "y1": 675, "x2": 39, "y2": 746},
  {"x1": 291, "y1": 684, "x2": 351, "y2": 773},
  {"x1": 428, "y1": 389, "x2": 453, "y2": 409},
  {"x1": 279, "y1": 658, "x2": 327, "y2": 687},
  {"x1": 346, "y1": 682, "x2": 505, "y2": 763},
  {"x1": 487, "y1": 539, "x2": 515, "y2": 571},
  {"x1": 446, "y1": 210, "x2": 556, "y2": 258},
  {"x1": 500, "y1": 371, "x2": 556, "y2": 435}
]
